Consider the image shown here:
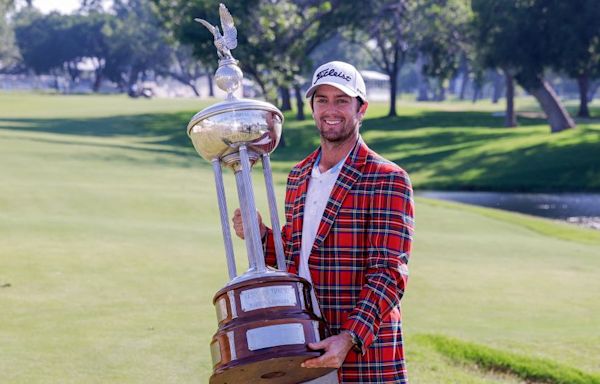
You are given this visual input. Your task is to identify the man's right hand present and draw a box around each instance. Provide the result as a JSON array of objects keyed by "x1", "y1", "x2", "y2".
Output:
[{"x1": 232, "y1": 208, "x2": 266, "y2": 240}]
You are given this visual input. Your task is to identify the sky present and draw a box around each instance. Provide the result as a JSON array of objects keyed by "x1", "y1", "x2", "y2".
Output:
[
  {"x1": 32, "y1": 0, "x2": 113, "y2": 14},
  {"x1": 33, "y1": 0, "x2": 82, "y2": 14}
]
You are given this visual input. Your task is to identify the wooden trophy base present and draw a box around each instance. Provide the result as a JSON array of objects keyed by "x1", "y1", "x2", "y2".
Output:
[
  {"x1": 209, "y1": 273, "x2": 335, "y2": 384},
  {"x1": 210, "y1": 350, "x2": 334, "y2": 384}
]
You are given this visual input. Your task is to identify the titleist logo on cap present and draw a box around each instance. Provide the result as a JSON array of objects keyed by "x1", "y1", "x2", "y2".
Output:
[{"x1": 314, "y1": 68, "x2": 351, "y2": 84}]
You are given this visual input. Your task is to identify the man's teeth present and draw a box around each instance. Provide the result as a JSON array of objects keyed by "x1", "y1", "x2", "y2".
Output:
[{"x1": 325, "y1": 120, "x2": 341, "y2": 124}]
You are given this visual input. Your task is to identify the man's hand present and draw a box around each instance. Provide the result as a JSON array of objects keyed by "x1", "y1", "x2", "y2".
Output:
[
  {"x1": 232, "y1": 208, "x2": 266, "y2": 240},
  {"x1": 301, "y1": 333, "x2": 354, "y2": 369}
]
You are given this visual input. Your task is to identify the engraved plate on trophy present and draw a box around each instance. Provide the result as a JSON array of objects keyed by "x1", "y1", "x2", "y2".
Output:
[
  {"x1": 210, "y1": 341, "x2": 222, "y2": 367},
  {"x1": 240, "y1": 285, "x2": 297, "y2": 312},
  {"x1": 215, "y1": 297, "x2": 228, "y2": 323},
  {"x1": 246, "y1": 323, "x2": 306, "y2": 351}
]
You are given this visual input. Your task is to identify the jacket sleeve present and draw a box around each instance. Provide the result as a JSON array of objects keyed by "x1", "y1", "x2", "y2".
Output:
[{"x1": 341, "y1": 170, "x2": 414, "y2": 353}]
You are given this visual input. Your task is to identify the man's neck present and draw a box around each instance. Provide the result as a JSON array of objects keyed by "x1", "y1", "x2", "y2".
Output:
[{"x1": 318, "y1": 136, "x2": 358, "y2": 173}]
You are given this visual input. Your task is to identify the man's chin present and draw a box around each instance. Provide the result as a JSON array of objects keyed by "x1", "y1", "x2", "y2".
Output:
[{"x1": 321, "y1": 134, "x2": 354, "y2": 145}]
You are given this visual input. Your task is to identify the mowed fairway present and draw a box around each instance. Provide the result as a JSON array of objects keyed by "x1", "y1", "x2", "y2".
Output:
[{"x1": 1, "y1": 93, "x2": 599, "y2": 383}]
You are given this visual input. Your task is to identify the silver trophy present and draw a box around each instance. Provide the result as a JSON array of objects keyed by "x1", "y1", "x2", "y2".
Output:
[{"x1": 187, "y1": 4, "x2": 333, "y2": 383}]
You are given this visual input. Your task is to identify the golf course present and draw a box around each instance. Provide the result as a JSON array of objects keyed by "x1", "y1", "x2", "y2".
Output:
[{"x1": 1, "y1": 92, "x2": 599, "y2": 383}]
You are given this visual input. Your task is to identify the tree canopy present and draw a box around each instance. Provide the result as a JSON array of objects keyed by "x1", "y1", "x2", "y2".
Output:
[
  {"x1": 4, "y1": 0, "x2": 600, "y2": 132},
  {"x1": 472, "y1": 0, "x2": 577, "y2": 132}
]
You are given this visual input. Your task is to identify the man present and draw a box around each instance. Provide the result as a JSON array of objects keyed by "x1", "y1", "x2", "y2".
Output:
[{"x1": 233, "y1": 61, "x2": 414, "y2": 383}]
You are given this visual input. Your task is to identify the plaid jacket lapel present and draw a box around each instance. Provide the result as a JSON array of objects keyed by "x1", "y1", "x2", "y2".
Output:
[
  {"x1": 288, "y1": 149, "x2": 319, "y2": 267},
  {"x1": 311, "y1": 138, "x2": 367, "y2": 253}
]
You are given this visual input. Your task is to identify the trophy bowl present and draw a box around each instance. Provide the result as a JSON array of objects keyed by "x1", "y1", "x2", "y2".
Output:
[{"x1": 187, "y1": 99, "x2": 283, "y2": 168}]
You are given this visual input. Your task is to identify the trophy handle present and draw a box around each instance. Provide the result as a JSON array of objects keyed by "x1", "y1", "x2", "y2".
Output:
[
  {"x1": 261, "y1": 153, "x2": 287, "y2": 271},
  {"x1": 234, "y1": 145, "x2": 266, "y2": 272},
  {"x1": 212, "y1": 159, "x2": 237, "y2": 280}
]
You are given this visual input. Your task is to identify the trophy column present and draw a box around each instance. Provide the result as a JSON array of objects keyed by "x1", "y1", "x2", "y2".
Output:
[{"x1": 187, "y1": 4, "x2": 335, "y2": 383}]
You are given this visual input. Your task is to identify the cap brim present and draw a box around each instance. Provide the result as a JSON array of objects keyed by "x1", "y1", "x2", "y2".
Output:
[{"x1": 305, "y1": 82, "x2": 360, "y2": 99}]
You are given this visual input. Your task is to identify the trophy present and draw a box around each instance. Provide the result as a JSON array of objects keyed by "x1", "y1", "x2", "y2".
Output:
[{"x1": 187, "y1": 4, "x2": 334, "y2": 383}]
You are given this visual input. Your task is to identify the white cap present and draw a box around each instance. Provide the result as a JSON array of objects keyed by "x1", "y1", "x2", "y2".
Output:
[{"x1": 305, "y1": 61, "x2": 367, "y2": 102}]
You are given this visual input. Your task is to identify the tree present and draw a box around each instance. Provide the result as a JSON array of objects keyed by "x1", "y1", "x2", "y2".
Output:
[
  {"x1": 0, "y1": 0, "x2": 20, "y2": 72},
  {"x1": 153, "y1": 0, "x2": 359, "y2": 119},
  {"x1": 103, "y1": 0, "x2": 172, "y2": 95},
  {"x1": 415, "y1": 0, "x2": 473, "y2": 102},
  {"x1": 157, "y1": 41, "x2": 205, "y2": 96},
  {"x1": 14, "y1": 10, "x2": 79, "y2": 82},
  {"x1": 14, "y1": 9, "x2": 111, "y2": 90},
  {"x1": 546, "y1": 0, "x2": 600, "y2": 118},
  {"x1": 346, "y1": 0, "x2": 412, "y2": 117},
  {"x1": 473, "y1": 0, "x2": 575, "y2": 133}
]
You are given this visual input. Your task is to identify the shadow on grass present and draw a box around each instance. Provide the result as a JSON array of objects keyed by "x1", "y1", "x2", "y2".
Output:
[
  {"x1": 2, "y1": 109, "x2": 598, "y2": 191},
  {"x1": 400, "y1": 128, "x2": 600, "y2": 191},
  {"x1": 364, "y1": 110, "x2": 546, "y2": 131},
  {"x1": 0, "y1": 111, "x2": 193, "y2": 147},
  {"x1": 0, "y1": 112, "x2": 201, "y2": 164},
  {"x1": 272, "y1": 110, "x2": 546, "y2": 163}
]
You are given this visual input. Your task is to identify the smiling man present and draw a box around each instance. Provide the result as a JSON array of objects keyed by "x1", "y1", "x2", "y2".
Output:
[{"x1": 233, "y1": 61, "x2": 415, "y2": 383}]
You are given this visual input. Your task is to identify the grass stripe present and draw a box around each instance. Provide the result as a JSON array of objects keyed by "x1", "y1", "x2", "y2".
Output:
[
  {"x1": 417, "y1": 197, "x2": 600, "y2": 246},
  {"x1": 417, "y1": 334, "x2": 600, "y2": 384}
]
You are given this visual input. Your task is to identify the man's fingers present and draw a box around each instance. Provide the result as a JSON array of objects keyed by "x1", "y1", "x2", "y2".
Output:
[
  {"x1": 301, "y1": 350, "x2": 341, "y2": 369},
  {"x1": 302, "y1": 340, "x2": 330, "y2": 368},
  {"x1": 307, "y1": 341, "x2": 327, "y2": 351},
  {"x1": 301, "y1": 354, "x2": 326, "y2": 368},
  {"x1": 231, "y1": 208, "x2": 245, "y2": 239}
]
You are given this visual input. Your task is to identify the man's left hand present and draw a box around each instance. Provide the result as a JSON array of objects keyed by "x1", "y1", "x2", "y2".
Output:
[{"x1": 301, "y1": 333, "x2": 354, "y2": 369}]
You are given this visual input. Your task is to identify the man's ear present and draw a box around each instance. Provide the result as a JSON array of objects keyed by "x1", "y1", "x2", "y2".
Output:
[{"x1": 358, "y1": 100, "x2": 369, "y2": 117}]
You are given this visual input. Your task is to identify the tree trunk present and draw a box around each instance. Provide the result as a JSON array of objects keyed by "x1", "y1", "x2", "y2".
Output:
[
  {"x1": 435, "y1": 82, "x2": 446, "y2": 101},
  {"x1": 492, "y1": 70, "x2": 503, "y2": 104},
  {"x1": 207, "y1": 72, "x2": 214, "y2": 97},
  {"x1": 458, "y1": 60, "x2": 469, "y2": 100},
  {"x1": 526, "y1": 79, "x2": 576, "y2": 133},
  {"x1": 577, "y1": 73, "x2": 590, "y2": 118},
  {"x1": 190, "y1": 83, "x2": 200, "y2": 97},
  {"x1": 471, "y1": 84, "x2": 481, "y2": 103},
  {"x1": 157, "y1": 69, "x2": 201, "y2": 97},
  {"x1": 388, "y1": 71, "x2": 398, "y2": 117},
  {"x1": 279, "y1": 86, "x2": 292, "y2": 111},
  {"x1": 417, "y1": 80, "x2": 429, "y2": 101},
  {"x1": 459, "y1": 72, "x2": 469, "y2": 100},
  {"x1": 127, "y1": 68, "x2": 140, "y2": 98},
  {"x1": 294, "y1": 84, "x2": 305, "y2": 121},
  {"x1": 448, "y1": 76, "x2": 457, "y2": 96},
  {"x1": 92, "y1": 72, "x2": 103, "y2": 92},
  {"x1": 587, "y1": 80, "x2": 599, "y2": 102},
  {"x1": 416, "y1": 56, "x2": 429, "y2": 101},
  {"x1": 504, "y1": 70, "x2": 517, "y2": 127}
]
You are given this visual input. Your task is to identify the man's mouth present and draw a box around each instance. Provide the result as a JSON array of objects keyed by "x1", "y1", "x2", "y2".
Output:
[{"x1": 324, "y1": 119, "x2": 342, "y2": 125}]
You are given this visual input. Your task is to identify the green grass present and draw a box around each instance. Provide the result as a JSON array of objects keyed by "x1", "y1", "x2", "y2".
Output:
[
  {"x1": 1, "y1": 92, "x2": 599, "y2": 383},
  {"x1": 421, "y1": 197, "x2": 600, "y2": 246},
  {"x1": 279, "y1": 98, "x2": 600, "y2": 192},
  {"x1": 419, "y1": 334, "x2": 600, "y2": 384}
]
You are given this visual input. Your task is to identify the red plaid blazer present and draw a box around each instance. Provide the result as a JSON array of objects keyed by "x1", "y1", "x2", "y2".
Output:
[{"x1": 264, "y1": 138, "x2": 414, "y2": 383}]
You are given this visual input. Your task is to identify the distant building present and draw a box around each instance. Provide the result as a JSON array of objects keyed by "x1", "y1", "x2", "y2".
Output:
[{"x1": 361, "y1": 70, "x2": 390, "y2": 102}]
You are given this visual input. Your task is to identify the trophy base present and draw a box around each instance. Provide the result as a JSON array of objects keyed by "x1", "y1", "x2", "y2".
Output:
[
  {"x1": 209, "y1": 273, "x2": 334, "y2": 383},
  {"x1": 209, "y1": 351, "x2": 335, "y2": 384}
]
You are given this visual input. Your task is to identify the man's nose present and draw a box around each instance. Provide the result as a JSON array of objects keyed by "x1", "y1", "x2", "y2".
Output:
[{"x1": 322, "y1": 101, "x2": 337, "y2": 113}]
